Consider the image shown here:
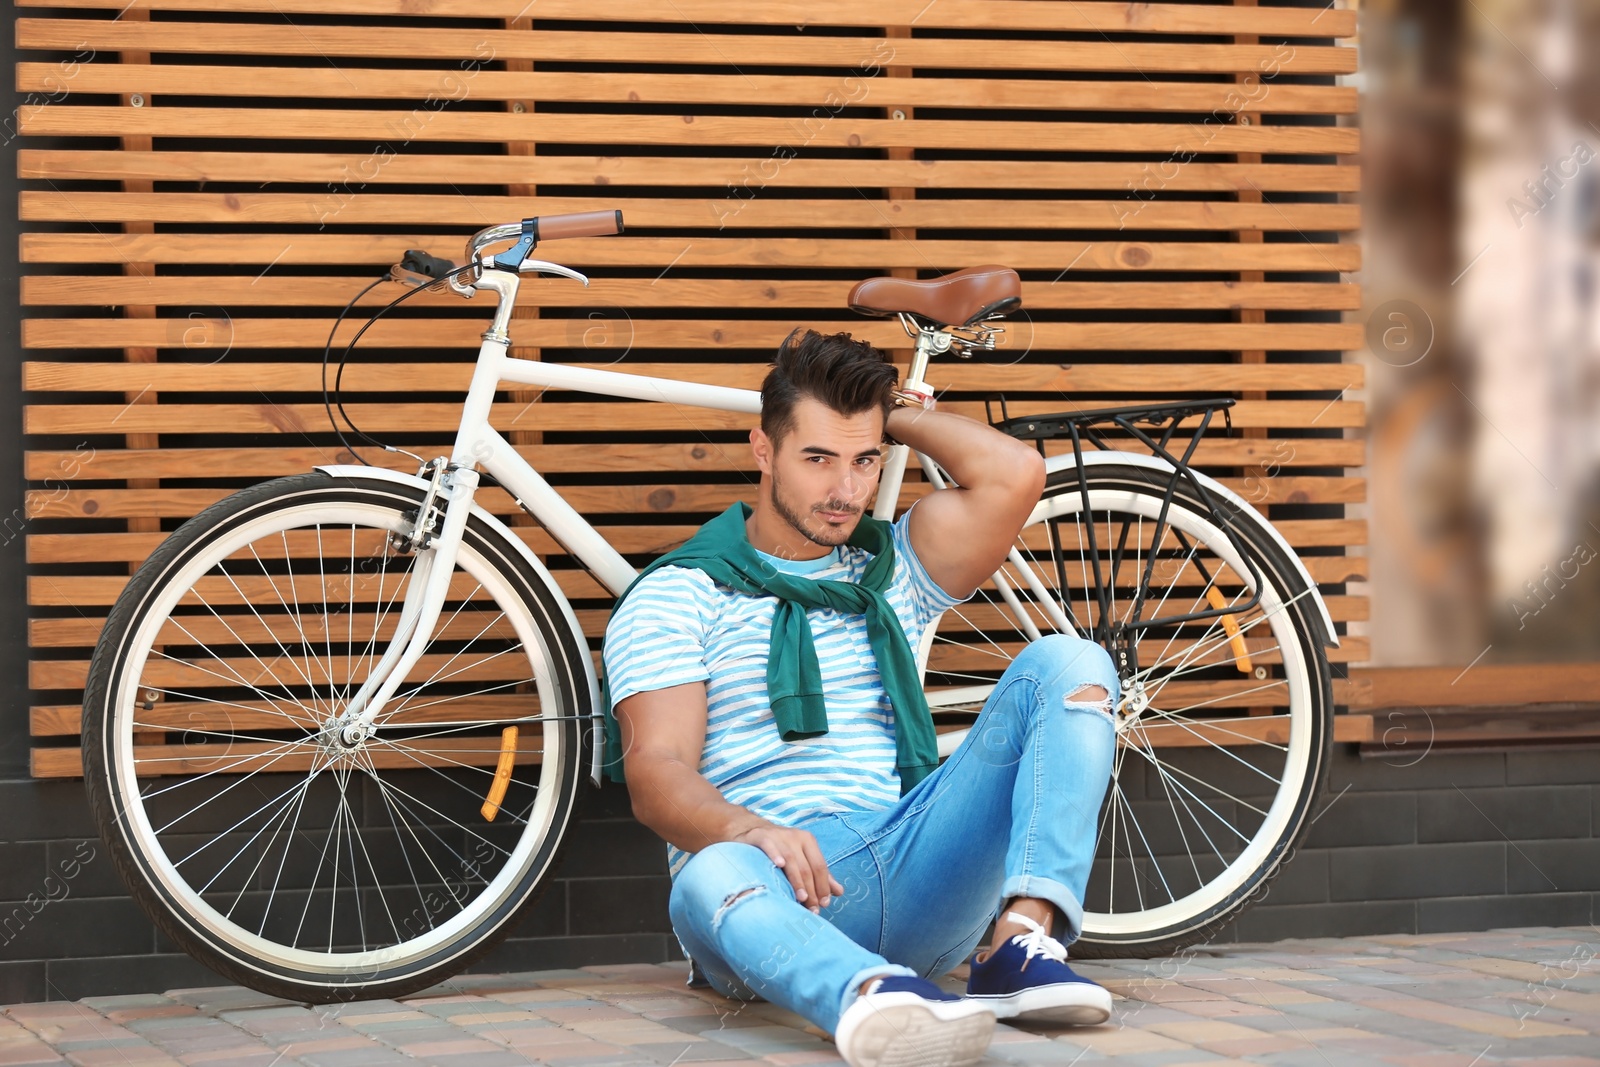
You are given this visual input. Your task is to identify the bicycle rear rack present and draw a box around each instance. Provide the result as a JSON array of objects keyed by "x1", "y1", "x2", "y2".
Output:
[{"x1": 985, "y1": 396, "x2": 1267, "y2": 681}]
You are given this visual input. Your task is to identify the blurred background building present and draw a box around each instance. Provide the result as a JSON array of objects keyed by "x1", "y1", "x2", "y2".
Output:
[{"x1": 1359, "y1": 0, "x2": 1600, "y2": 668}]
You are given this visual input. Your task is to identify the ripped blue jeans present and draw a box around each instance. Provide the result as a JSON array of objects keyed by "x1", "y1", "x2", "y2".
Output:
[{"x1": 667, "y1": 633, "x2": 1118, "y2": 1033}]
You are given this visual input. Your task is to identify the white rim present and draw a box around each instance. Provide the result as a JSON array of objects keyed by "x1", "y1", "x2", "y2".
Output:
[{"x1": 108, "y1": 494, "x2": 569, "y2": 979}]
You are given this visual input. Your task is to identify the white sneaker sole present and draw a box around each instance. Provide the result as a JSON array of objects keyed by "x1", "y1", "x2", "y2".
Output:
[
  {"x1": 970, "y1": 983, "x2": 1113, "y2": 1026},
  {"x1": 835, "y1": 993, "x2": 996, "y2": 1067}
]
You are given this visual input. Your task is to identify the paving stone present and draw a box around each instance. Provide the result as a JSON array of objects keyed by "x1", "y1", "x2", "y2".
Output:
[
  {"x1": 3, "y1": 928, "x2": 1600, "y2": 1065},
  {"x1": 628, "y1": 1039, "x2": 755, "y2": 1062},
  {"x1": 410, "y1": 1054, "x2": 536, "y2": 1067},
  {"x1": 173, "y1": 1052, "x2": 284, "y2": 1067},
  {"x1": 0, "y1": 1045, "x2": 65, "y2": 1067},
  {"x1": 696, "y1": 1024, "x2": 829, "y2": 1056},
  {"x1": 163, "y1": 989, "x2": 290, "y2": 1014}
]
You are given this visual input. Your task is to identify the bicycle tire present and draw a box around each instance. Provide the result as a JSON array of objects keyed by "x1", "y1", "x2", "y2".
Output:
[
  {"x1": 922, "y1": 463, "x2": 1333, "y2": 956},
  {"x1": 82, "y1": 472, "x2": 588, "y2": 1002}
]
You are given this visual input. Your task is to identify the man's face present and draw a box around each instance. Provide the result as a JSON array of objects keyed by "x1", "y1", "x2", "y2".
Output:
[{"x1": 753, "y1": 397, "x2": 885, "y2": 548}]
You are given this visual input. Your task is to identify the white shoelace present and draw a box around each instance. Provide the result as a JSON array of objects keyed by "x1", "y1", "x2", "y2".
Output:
[{"x1": 1004, "y1": 911, "x2": 1068, "y2": 970}]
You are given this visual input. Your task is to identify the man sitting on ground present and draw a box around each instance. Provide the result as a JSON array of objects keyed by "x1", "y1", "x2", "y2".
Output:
[{"x1": 603, "y1": 329, "x2": 1119, "y2": 1067}]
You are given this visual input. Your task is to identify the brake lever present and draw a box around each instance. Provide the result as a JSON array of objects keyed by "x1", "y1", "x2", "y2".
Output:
[{"x1": 513, "y1": 258, "x2": 590, "y2": 286}]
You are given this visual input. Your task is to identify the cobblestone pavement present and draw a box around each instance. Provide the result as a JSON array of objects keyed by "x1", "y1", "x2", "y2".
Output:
[{"x1": 0, "y1": 926, "x2": 1595, "y2": 1066}]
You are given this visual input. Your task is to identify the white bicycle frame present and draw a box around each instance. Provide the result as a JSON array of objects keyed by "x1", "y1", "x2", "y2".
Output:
[
  {"x1": 332, "y1": 230, "x2": 1338, "y2": 748},
  {"x1": 331, "y1": 253, "x2": 1012, "y2": 742}
]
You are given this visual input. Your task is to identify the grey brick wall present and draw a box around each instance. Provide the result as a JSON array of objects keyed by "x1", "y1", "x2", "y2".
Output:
[
  {"x1": 1213, "y1": 745, "x2": 1600, "y2": 944},
  {"x1": 0, "y1": 777, "x2": 680, "y2": 1003},
  {"x1": 0, "y1": 744, "x2": 1593, "y2": 1002}
]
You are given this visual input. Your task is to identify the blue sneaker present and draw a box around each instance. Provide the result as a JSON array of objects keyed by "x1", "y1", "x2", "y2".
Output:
[
  {"x1": 966, "y1": 912, "x2": 1113, "y2": 1025},
  {"x1": 834, "y1": 975, "x2": 995, "y2": 1067}
]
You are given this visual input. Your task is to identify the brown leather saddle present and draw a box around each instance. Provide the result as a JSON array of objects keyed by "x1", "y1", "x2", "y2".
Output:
[{"x1": 847, "y1": 265, "x2": 1022, "y2": 328}]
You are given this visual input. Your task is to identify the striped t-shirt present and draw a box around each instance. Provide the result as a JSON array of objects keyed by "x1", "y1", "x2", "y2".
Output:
[{"x1": 602, "y1": 508, "x2": 963, "y2": 875}]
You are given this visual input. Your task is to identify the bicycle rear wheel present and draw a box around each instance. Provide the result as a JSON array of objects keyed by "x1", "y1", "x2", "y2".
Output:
[
  {"x1": 923, "y1": 463, "x2": 1332, "y2": 956},
  {"x1": 82, "y1": 473, "x2": 588, "y2": 1001}
]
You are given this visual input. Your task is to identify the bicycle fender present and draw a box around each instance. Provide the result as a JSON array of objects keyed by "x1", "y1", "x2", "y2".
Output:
[
  {"x1": 312, "y1": 464, "x2": 607, "y2": 783},
  {"x1": 1042, "y1": 451, "x2": 1341, "y2": 649}
]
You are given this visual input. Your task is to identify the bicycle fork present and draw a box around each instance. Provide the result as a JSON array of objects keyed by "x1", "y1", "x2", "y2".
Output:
[
  {"x1": 334, "y1": 267, "x2": 518, "y2": 743},
  {"x1": 334, "y1": 460, "x2": 482, "y2": 744}
]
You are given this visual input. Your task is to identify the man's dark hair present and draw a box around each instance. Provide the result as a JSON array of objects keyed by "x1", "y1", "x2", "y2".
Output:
[{"x1": 760, "y1": 328, "x2": 897, "y2": 446}]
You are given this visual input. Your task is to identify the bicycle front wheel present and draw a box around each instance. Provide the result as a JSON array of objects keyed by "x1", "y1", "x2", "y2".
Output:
[
  {"x1": 82, "y1": 473, "x2": 588, "y2": 1002},
  {"x1": 923, "y1": 463, "x2": 1333, "y2": 956}
]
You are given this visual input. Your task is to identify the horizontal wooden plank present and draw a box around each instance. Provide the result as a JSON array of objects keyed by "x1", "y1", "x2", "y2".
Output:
[
  {"x1": 25, "y1": 558, "x2": 1293, "y2": 617},
  {"x1": 17, "y1": 64, "x2": 1359, "y2": 115},
  {"x1": 32, "y1": 646, "x2": 534, "y2": 692},
  {"x1": 22, "y1": 360, "x2": 1356, "y2": 409},
  {"x1": 25, "y1": 398, "x2": 1366, "y2": 435},
  {"x1": 29, "y1": 607, "x2": 609, "y2": 650},
  {"x1": 21, "y1": 151, "x2": 1363, "y2": 193},
  {"x1": 28, "y1": 593, "x2": 1368, "y2": 655},
  {"x1": 30, "y1": 712, "x2": 1378, "y2": 777},
  {"x1": 1355, "y1": 705, "x2": 1600, "y2": 751},
  {"x1": 20, "y1": 106, "x2": 1361, "y2": 157},
  {"x1": 40, "y1": 681, "x2": 1350, "y2": 739},
  {"x1": 20, "y1": 235, "x2": 1362, "y2": 273},
  {"x1": 14, "y1": 0, "x2": 1359, "y2": 38},
  {"x1": 21, "y1": 508, "x2": 1368, "y2": 556},
  {"x1": 20, "y1": 276, "x2": 1365, "y2": 312},
  {"x1": 36, "y1": 623, "x2": 1372, "y2": 692},
  {"x1": 17, "y1": 21, "x2": 1358, "y2": 74},
  {"x1": 1352, "y1": 664, "x2": 1600, "y2": 710},
  {"x1": 22, "y1": 436, "x2": 1365, "y2": 483},
  {"x1": 21, "y1": 319, "x2": 1362, "y2": 353},
  {"x1": 35, "y1": 641, "x2": 537, "y2": 691},
  {"x1": 32, "y1": 563, "x2": 1361, "y2": 641},
  {"x1": 929, "y1": 617, "x2": 1370, "y2": 664},
  {"x1": 20, "y1": 476, "x2": 1366, "y2": 532},
  {"x1": 1124, "y1": 711, "x2": 1372, "y2": 749},
  {"x1": 37, "y1": 601, "x2": 1370, "y2": 687},
  {"x1": 30, "y1": 735, "x2": 542, "y2": 778},
  {"x1": 25, "y1": 589, "x2": 1370, "y2": 653},
  {"x1": 23, "y1": 361, "x2": 1363, "y2": 396},
  {"x1": 31, "y1": 693, "x2": 542, "y2": 736},
  {"x1": 18, "y1": 192, "x2": 1363, "y2": 233}
]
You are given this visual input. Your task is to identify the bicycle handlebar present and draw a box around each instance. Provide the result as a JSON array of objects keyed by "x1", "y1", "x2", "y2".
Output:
[
  {"x1": 463, "y1": 210, "x2": 624, "y2": 268},
  {"x1": 536, "y1": 209, "x2": 624, "y2": 241}
]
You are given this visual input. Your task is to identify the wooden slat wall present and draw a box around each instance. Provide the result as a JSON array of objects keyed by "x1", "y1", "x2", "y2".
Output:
[{"x1": 18, "y1": 0, "x2": 1363, "y2": 776}]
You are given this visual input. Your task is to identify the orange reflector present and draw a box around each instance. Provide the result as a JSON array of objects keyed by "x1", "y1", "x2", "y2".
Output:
[
  {"x1": 1203, "y1": 587, "x2": 1254, "y2": 674},
  {"x1": 481, "y1": 725, "x2": 518, "y2": 821}
]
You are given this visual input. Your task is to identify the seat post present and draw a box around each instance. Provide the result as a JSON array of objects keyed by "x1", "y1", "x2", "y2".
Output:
[
  {"x1": 871, "y1": 325, "x2": 946, "y2": 521},
  {"x1": 904, "y1": 322, "x2": 945, "y2": 386}
]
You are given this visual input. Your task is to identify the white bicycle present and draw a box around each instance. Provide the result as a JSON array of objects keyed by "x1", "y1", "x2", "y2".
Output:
[{"x1": 83, "y1": 211, "x2": 1338, "y2": 1001}]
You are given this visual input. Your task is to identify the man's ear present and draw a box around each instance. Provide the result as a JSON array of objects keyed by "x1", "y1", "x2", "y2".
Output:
[{"x1": 751, "y1": 427, "x2": 773, "y2": 476}]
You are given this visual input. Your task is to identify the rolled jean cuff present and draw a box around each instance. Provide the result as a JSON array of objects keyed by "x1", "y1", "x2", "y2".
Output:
[
  {"x1": 837, "y1": 962, "x2": 920, "y2": 1024},
  {"x1": 999, "y1": 875, "x2": 1084, "y2": 944}
]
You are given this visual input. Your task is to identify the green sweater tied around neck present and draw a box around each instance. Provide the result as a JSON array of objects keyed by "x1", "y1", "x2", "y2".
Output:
[{"x1": 600, "y1": 502, "x2": 938, "y2": 795}]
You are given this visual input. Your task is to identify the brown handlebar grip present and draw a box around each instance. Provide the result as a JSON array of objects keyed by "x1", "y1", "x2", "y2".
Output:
[{"x1": 534, "y1": 209, "x2": 624, "y2": 242}]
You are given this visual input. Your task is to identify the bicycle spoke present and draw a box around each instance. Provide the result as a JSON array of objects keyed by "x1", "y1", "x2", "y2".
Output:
[
  {"x1": 1126, "y1": 746, "x2": 1271, "y2": 825},
  {"x1": 1123, "y1": 725, "x2": 1228, "y2": 888},
  {"x1": 925, "y1": 472, "x2": 1328, "y2": 948},
  {"x1": 141, "y1": 736, "x2": 314, "y2": 811},
  {"x1": 261, "y1": 766, "x2": 319, "y2": 937},
  {"x1": 166, "y1": 593, "x2": 317, "y2": 724},
  {"x1": 1138, "y1": 705, "x2": 1292, "y2": 755}
]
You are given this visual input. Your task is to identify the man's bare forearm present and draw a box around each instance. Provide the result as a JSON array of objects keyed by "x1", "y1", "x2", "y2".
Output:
[
  {"x1": 885, "y1": 405, "x2": 1041, "y2": 493},
  {"x1": 628, "y1": 756, "x2": 768, "y2": 855}
]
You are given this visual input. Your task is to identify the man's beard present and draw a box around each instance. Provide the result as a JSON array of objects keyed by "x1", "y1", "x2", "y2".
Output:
[{"x1": 770, "y1": 468, "x2": 861, "y2": 549}]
